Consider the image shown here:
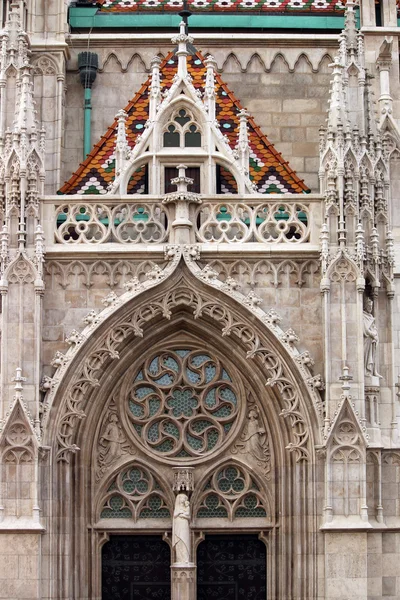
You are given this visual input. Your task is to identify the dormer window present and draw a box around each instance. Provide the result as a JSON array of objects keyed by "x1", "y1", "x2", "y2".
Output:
[{"x1": 163, "y1": 109, "x2": 201, "y2": 148}]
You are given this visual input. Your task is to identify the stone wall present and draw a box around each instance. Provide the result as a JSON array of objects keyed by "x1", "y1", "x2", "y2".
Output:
[{"x1": 41, "y1": 257, "x2": 323, "y2": 377}]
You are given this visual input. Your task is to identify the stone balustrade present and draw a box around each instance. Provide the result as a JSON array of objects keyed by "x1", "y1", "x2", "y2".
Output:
[{"x1": 42, "y1": 194, "x2": 323, "y2": 250}]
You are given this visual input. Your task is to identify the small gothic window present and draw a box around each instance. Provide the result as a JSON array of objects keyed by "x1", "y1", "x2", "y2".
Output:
[
  {"x1": 163, "y1": 108, "x2": 202, "y2": 149},
  {"x1": 185, "y1": 124, "x2": 201, "y2": 147},
  {"x1": 175, "y1": 109, "x2": 191, "y2": 127},
  {"x1": 163, "y1": 124, "x2": 180, "y2": 148}
]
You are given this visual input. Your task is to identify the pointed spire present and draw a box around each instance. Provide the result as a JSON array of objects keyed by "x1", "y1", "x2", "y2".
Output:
[
  {"x1": 203, "y1": 55, "x2": 217, "y2": 121},
  {"x1": 115, "y1": 109, "x2": 129, "y2": 174},
  {"x1": 149, "y1": 56, "x2": 162, "y2": 121},
  {"x1": 236, "y1": 109, "x2": 250, "y2": 174},
  {"x1": 172, "y1": 20, "x2": 193, "y2": 80}
]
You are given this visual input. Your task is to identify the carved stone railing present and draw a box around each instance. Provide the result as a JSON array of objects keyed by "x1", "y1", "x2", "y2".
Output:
[
  {"x1": 195, "y1": 200, "x2": 311, "y2": 244},
  {"x1": 43, "y1": 194, "x2": 323, "y2": 249},
  {"x1": 54, "y1": 201, "x2": 169, "y2": 244}
]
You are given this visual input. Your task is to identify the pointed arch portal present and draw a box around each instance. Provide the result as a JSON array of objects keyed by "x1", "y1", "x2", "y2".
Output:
[{"x1": 42, "y1": 256, "x2": 321, "y2": 599}]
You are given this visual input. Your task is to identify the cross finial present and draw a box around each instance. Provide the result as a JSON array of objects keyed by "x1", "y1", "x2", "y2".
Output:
[{"x1": 179, "y1": 0, "x2": 192, "y2": 36}]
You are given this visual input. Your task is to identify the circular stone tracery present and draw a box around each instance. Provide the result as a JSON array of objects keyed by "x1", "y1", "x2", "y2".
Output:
[{"x1": 126, "y1": 348, "x2": 240, "y2": 458}]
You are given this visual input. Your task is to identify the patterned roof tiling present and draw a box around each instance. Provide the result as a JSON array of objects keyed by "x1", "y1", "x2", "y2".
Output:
[
  {"x1": 59, "y1": 51, "x2": 308, "y2": 195},
  {"x1": 91, "y1": 0, "x2": 348, "y2": 13}
]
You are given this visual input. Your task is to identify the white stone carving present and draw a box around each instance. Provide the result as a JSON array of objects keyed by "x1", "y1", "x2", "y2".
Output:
[
  {"x1": 55, "y1": 203, "x2": 169, "y2": 244},
  {"x1": 172, "y1": 493, "x2": 191, "y2": 565},
  {"x1": 363, "y1": 297, "x2": 381, "y2": 379},
  {"x1": 195, "y1": 201, "x2": 310, "y2": 244}
]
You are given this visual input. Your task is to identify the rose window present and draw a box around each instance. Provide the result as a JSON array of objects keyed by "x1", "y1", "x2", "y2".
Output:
[{"x1": 126, "y1": 349, "x2": 239, "y2": 458}]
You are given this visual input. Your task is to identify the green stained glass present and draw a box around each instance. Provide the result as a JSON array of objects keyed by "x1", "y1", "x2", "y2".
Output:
[
  {"x1": 122, "y1": 468, "x2": 149, "y2": 494},
  {"x1": 139, "y1": 495, "x2": 170, "y2": 519},
  {"x1": 129, "y1": 400, "x2": 144, "y2": 418},
  {"x1": 168, "y1": 388, "x2": 198, "y2": 418},
  {"x1": 197, "y1": 494, "x2": 227, "y2": 518},
  {"x1": 235, "y1": 494, "x2": 266, "y2": 518},
  {"x1": 101, "y1": 495, "x2": 132, "y2": 519},
  {"x1": 186, "y1": 433, "x2": 204, "y2": 451},
  {"x1": 217, "y1": 467, "x2": 245, "y2": 493}
]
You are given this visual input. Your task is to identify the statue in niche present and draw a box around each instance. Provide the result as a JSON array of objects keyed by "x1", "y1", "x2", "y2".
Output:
[
  {"x1": 233, "y1": 404, "x2": 270, "y2": 476},
  {"x1": 363, "y1": 297, "x2": 381, "y2": 378},
  {"x1": 172, "y1": 493, "x2": 191, "y2": 565},
  {"x1": 97, "y1": 411, "x2": 133, "y2": 479}
]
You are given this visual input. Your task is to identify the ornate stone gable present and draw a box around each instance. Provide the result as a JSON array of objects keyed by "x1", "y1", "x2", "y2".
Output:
[{"x1": 59, "y1": 45, "x2": 308, "y2": 195}]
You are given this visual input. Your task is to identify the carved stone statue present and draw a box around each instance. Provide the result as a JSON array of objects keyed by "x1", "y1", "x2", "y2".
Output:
[
  {"x1": 241, "y1": 407, "x2": 268, "y2": 462},
  {"x1": 172, "y1": 493, "x2": 191, "y2": 565},
  {"x1": 233, "y1": 405, "x2": 270, "y2": 475},
  {"x1": 99, "y1": 413, "x2": 124, "y2": 467},
  {"x1": 363, "y1": 297, "x2": 381, "y2": 378}
]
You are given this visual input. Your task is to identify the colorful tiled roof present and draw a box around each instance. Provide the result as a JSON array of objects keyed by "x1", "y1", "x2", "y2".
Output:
[
  {"x1": 59, "y1": 51, "x2": 309, "y2": 195},
  {"x1": 89, "y1": 0, "x2": 348, "y2": 13}
]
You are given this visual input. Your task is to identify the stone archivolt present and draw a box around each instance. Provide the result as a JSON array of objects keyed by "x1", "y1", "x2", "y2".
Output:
[{"x1": 44, "y1": 257, "x2": 321, "y2": 464}]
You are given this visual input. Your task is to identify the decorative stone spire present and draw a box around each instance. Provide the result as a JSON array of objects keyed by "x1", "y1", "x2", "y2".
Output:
[
  {"x1": 172, "y1": 20, "x2": 193, "y2": 80},
  {"x1": 236, "y1": 109, "x2": 250, "y2": 174},
  {"x1": 115, "y1": 109, "x2": 129, "y2": 174},
  {"x1": 149, "y1": 56, "x2": 162, "y2": 121},
  {"x1": 203, "y1": 55, "x2": 217, "y2": 121},
  {"x1": 0, "y1": 0, "x2": 45, "y2": 253},
  {"x1": 319, "y1": 0, "x2": 391, "y2": 289}
]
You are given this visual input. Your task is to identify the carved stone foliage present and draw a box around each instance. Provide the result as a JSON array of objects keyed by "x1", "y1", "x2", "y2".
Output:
[
  {"x1": 96, "y1": 397, "x2": 135, "y2": 481},
  {"x1": 198, "y1": 258, "x2": 320, "y2": 288},
  {"x1": 45, "y1": 259, "x2": 167, "y2": 289},
  {"x1": 98, "y1": 463, "x2": 171, "y2": 521},
  {"x1": 195, "y1": 463, "x2": 269, "y2": 521},
  {"x1": 125, "y1": 347, "x2": 239, "y2": 460},
  {"x1": 50, "y1": 281, "x2": 313, "y2": 463}
]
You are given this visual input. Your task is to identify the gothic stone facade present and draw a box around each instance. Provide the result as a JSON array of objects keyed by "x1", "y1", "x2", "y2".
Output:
[{"x1": 0, "y1": 0, "x2": 400, "y2": 599}]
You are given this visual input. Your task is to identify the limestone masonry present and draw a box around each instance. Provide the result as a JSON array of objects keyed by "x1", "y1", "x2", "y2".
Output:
[{"x1": 0, "y1": 0, "x2": 400, "y2": 598}]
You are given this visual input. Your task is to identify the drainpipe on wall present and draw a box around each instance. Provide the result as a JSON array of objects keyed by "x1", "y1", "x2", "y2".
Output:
[{"x1": 78, "y1": 52, "x2": 99, "y2": 159}]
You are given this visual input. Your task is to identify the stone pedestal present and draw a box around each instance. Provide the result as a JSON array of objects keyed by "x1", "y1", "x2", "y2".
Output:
[{"x1": 171, "y1": 563, "x2": 196, "y2": 600}]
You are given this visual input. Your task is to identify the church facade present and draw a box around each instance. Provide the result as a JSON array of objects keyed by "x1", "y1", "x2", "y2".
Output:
[{"x1": 0, "y1": 0, "x2": 400, "y2": 598}]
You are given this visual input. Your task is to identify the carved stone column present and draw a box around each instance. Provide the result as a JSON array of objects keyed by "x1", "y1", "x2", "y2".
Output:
[
  {"x1": 162, "y1": 164, "x2": 202, "y2": 245},
  {"x1": 171, "y1": 467, "x2": 196, "y2": 600}
]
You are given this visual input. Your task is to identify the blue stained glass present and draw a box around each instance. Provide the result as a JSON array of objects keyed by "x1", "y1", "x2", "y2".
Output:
[
  {"x1": 222, "y1": 369, "x2": 231, "y2": 381},
  {"x1": 135, "y1": 386, "x2": 155, "y2": 399},
  {"x1": 205, "y1": 365, "x2": 216, "y2": 382},
  {"x1": 186, "y1": 369, "x2": 200, "y2": 384},
  {"x1": 149, "y1": 357, "x2": 159, "y2": 374},
  {"x1": 129, "y1": 401, "x2": 143, "y2": 417},
  {"x1": 135, "y1": 371, "x2": 144, "y2": 381},
  {"x1": 148, "y1": 422, "x2": 160, "y2": 442},
  {"x1": 191, "y1": 354, "x2": 211, "y2": 367},
  {"x1": 176, "y1": 349, "x2": 190, "y2": 357},
  {"x1": 205, "y1": 388, "x2": 216, "y2": 407},
  {"x1": 154, "y1": 373, "x2": 174, "y2": 385},
  {"x1": 220, "y1": 387, "x2": 237, "y2": 404},
  {"x1": 163, "y1": 356, "x2": 179, "y2": 371}
]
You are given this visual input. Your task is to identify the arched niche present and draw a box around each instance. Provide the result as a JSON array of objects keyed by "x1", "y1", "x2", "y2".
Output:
[{"x1": 42, "y1": 263, "x2": 320, "y2": 600}]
